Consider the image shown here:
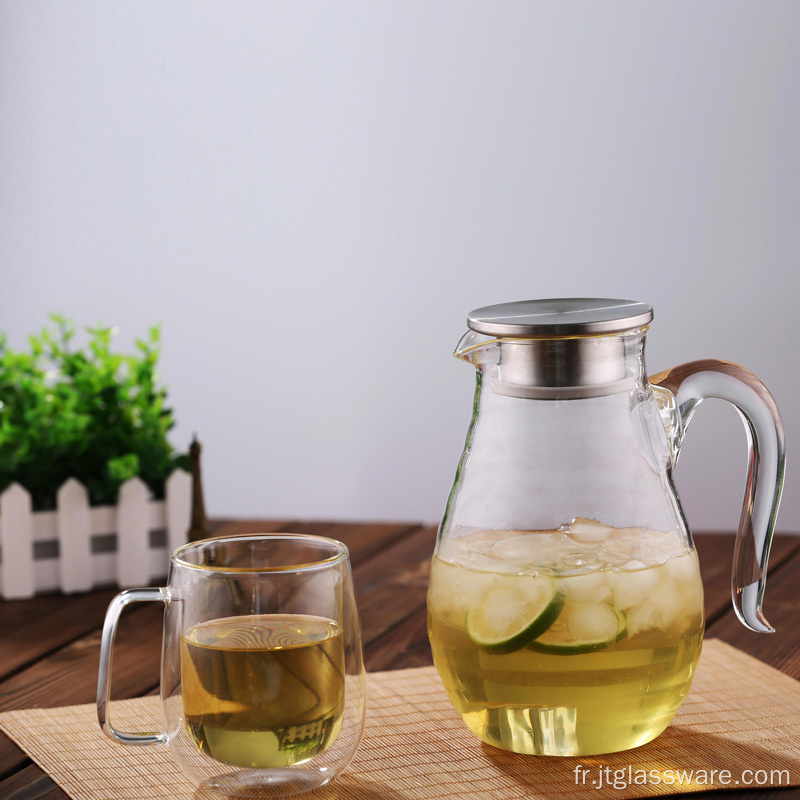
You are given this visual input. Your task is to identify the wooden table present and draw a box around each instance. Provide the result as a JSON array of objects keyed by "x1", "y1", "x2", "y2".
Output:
[{"x1": 1, "y1": 519, "x2": 799, "y2": 800}]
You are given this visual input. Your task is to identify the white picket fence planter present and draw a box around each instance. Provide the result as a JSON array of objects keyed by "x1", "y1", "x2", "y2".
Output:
[{"x1": 0, "y1": 470, "x2": 191, "y2": 600}]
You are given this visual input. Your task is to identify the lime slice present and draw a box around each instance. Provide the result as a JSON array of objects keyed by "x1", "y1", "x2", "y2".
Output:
[
  {"x1": 529, "y1": 603, "x2": 626, "y2": 655},
  {"x1": 465, "y1": 575, "x2": 563, "y2": 654}
]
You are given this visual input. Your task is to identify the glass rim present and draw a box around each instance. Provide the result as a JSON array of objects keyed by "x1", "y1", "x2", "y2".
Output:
[{"x1": 170, "y1": 532, "x2": 349, "y2": 574}]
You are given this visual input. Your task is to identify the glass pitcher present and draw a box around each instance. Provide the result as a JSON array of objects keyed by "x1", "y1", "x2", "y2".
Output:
[{"x1": 427, "y1": 298, "x2": 785, "y2": 757}]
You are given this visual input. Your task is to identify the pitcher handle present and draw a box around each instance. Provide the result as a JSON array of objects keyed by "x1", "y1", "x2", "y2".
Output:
[
  {"x1": 649, "y1": 359, "x2": 786, "y2": 634},
  {"x1": 97, "y1": 587, "x2": 171, "y2": 745}
]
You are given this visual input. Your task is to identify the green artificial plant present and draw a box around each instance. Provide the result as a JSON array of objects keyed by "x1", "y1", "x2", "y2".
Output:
[{"x1": 0, "y1": 316, "x2": 190, "y2": 510}]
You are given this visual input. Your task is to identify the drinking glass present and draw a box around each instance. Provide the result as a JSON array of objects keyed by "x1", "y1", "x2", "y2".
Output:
[{"x1": 97, "y1": 534, "x2": 366, "y2": 797}]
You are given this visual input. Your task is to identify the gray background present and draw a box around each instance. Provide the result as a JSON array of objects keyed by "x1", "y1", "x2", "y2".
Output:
[{"x1": 1, "y1": 2, "x2": 797, "y2": 533}]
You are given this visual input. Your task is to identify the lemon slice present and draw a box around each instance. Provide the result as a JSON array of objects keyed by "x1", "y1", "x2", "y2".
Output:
[
  {"x1": 529, "y1": 603, "x2": 626, "y2": 655},
  {"x1": 465, "y1": 575, "x2": 563, "y2": 654}
]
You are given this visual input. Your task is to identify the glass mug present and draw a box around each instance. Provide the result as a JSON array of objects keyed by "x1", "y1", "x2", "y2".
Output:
[{"x1": 97, "y1": 534, "x2": 366, "y2": 797}]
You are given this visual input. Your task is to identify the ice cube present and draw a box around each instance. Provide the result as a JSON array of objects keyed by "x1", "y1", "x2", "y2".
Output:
[
  {"x1": 622, "y1": 559, "x2": 647, "y2": 571},
  {"x1": 428, "y1": 557, "x2": 471, "y2": 619},
  {"x1": 560, "y1": 571, "x2": 613, "y2": 604},
  {"x1": 600, "y1": 548, "x2": 634, "y2": 568},
  {"x1": 626, "y1": 599, "x2": 660, "y2": 636},
  {"x1": 610, "y1": 564, "x2": 662, "y2": 609},
  {"x1": 493, "y1": 534, "x2": 573, "y2": 570},
  {"x1": 567, "y1": 517, "x2": 616, "y2": 544},
  {"x1": 666, "y1": 555, "x2": 704, "y2": 618},
  {"x1": 646, "y1": 529, "x2": 683, "y2": 554},
  {"x1": 565, "y1": 602, "x2": 620, "y2": 642},
  {"x1": 680, "y1": 580, "x2": 705, "y2": 619},
  {"x1": 631, "y1": 529, "x2": 684, "y2": 564},
  {"x1": 666, "y1": 552, "x2": 700, "y2": 585},
  {"x1": 649, "y1": 578, "x2": 683, "y2": 628},
  {"x1": 564, "y1": 555, "x2": 599, "y2": 569},
  {"x1": 464, "y1": 551, "x2": 521, "y2": 575}
]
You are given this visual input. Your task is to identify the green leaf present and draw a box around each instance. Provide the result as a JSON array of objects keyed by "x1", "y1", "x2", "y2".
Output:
[
  {"x1": 107, "y1": 453, "x2": 140, "y2": 483},
  {"x1": 0, "y1": 316, "x2": 188, "y2": 510}
]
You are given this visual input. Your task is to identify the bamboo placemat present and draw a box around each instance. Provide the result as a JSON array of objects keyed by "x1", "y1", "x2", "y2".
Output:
[{"x1": 2, "y1": 640, "x2": 799, "y2": 800}]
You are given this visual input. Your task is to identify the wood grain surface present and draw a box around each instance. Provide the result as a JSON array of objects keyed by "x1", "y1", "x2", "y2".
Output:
[{"x1": 1, "y1": 522, "x2": 798, "y2": 800}]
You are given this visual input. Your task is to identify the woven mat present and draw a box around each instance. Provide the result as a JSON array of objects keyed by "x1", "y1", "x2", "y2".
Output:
[{"x1": 2, "y1": 640, "x2": 800, "y2": 799}]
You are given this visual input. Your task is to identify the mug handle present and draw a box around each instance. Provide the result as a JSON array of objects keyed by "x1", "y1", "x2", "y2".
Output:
[
  {"x1": 97, "y1": 587, "x2": 171, "y2": 745},
  {"x1": 649, "y1": 359, "x2": 786, "y2": 634}
]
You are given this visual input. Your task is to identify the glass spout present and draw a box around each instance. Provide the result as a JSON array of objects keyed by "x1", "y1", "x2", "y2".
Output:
[{"x1": 454, "y1": 331, "x2": 497, "y2": 364}]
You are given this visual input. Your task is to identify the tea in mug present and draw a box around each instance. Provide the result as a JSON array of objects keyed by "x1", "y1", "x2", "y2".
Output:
[
  {"x1": 181, "y1": 614, "x2": 345, "y2": 768},
  {"x1": 428, "y1": 520, "x2": 704, "y2": 756}
]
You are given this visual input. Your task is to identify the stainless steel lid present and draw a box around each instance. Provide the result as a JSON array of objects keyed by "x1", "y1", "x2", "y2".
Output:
[{"x1": 467, "y1": 298, "x2": 654, "y2": 337}]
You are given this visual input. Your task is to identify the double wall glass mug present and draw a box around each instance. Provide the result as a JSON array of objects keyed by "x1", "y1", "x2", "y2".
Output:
[
  {"x1": 97, "y1": 534, "x2": 366, "y2": 797},
  {"x1": 427, "y1": 298, "x2": 785, "y2": 757}
]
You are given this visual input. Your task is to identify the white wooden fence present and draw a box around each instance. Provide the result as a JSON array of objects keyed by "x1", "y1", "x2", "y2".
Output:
[{"x1": 0, "y1": 470, "x2": 191, "y2": 599}]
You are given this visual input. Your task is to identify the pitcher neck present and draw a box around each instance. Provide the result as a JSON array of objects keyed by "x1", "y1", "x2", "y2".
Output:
[{"x1": 457, "y1": 328, "x2": 648, "y2": 400}]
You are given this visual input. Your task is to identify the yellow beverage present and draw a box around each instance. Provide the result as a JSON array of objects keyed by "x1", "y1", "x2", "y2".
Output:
[
  {"x1": 428, "y1": 521, "x2": 704, "y2": 755},
  {"x1": 181, "y1": 614, "x2": 345, "y2": 768}
]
